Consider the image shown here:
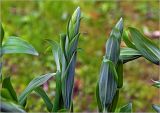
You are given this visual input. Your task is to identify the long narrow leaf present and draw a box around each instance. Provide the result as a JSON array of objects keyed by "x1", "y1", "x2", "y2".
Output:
[
  {"x1": 62, "y1": 51, "x2": 77, "y2": 109},
  {"x1": 34, "y1": 87, "x2": 53, "y2": 112},
  {"x1": 2, "y1": 36, "x2": 38, "y2": 56},
  {"x1": 129, "y1": 27, "x2": 160, "y2": 65},
  {"x1": 18, "y1": 73, "x2": 55, "y2": 106},
  {"x1": 52, "y1": 71, "x2": 64, "y2": 112},
  {"x1": 45, "y1": 39, "x2": 61, "y2": 71},
  {"x1": 2, "y1": 77, "x2": 18, "y2": 102},
  {"x1": 60, "y1": 34, "x2": 67, "y2": 60}
]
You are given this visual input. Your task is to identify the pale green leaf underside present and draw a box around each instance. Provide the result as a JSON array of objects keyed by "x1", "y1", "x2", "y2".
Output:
[
  {"x1": 129, "y1": 27, "x2": 160, "y2": 65},
  {"x1": 2, "y1": 36, "x2": 38, "y2": 56},
  {"x1": 18, "y1": 73, "x2": 55, "y2": 106}
]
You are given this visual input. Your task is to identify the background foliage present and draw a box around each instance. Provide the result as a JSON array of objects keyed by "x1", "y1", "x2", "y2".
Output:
[{"x1": 1, "y1": 0, "x2": 159, "y2": 112}]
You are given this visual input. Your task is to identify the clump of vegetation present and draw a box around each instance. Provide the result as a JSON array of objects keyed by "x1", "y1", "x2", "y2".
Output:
[
  {"x1": 96, "y1": 17, "x2": 160, "y2": 112},
  {"x1": 0, "y1": 6, "x2": 159, "y2": 113}
]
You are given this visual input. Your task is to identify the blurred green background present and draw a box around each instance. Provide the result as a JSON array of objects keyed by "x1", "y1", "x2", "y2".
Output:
[{"x1": 1, "y1": 0, "x2": 159, "y2": 112}]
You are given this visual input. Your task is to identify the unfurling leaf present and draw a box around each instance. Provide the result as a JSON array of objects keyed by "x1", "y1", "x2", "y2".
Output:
[
  {"x1": 61, "y1": 7, "x2": 81, "y2": 110},
  {"x1": 129, "y1": 27, "x2": 160, "y2": 65},
  {"x1": 98, "y1": 18, "x2": 123, "y2": 112},
  {"x1": 68, "y1": 7, "x2": 81, "y2": 41}
]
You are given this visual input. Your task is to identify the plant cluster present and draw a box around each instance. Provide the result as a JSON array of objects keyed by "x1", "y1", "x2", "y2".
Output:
[{"x1": 0, "y1": 7, "x2": 159, "y2": 113}]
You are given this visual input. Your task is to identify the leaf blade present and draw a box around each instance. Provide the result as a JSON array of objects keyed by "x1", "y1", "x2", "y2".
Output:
[
  {"x1": 119, "y1": 102, "x2": 132, "y2": 112},
  {"x1": 120, "y1": 47, "x2": 141, "y2": 63},
  {"x1": 2, "y1": 77, "x2": 18, "y2": 102},
  {"x1": 129, "y1": 27, "x2": 160, "y2": 65},
  {"x1": 98, "y1": 59, "x2": 118, "y2": 110},
  {"x1": 2, "y1": 36, "x2": 38, "y2": 56},
  {"x1": 34, "y1": 87, "x2": 53, "y2": 112},
  {"x1": 18, "y1": 73, "x2": 55, "y2": 106}
]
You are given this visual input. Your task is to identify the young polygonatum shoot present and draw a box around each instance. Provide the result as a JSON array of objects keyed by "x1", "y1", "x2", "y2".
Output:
[
  {"x1": 97, "y1": 18, "x2": 123, "y2": 112},
  {"x1": 46, "y1": 7, "x2": 81, "y2": 112},
  {"x1": 60, "y1": 7, "x2": 81, "y2": 111}
]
